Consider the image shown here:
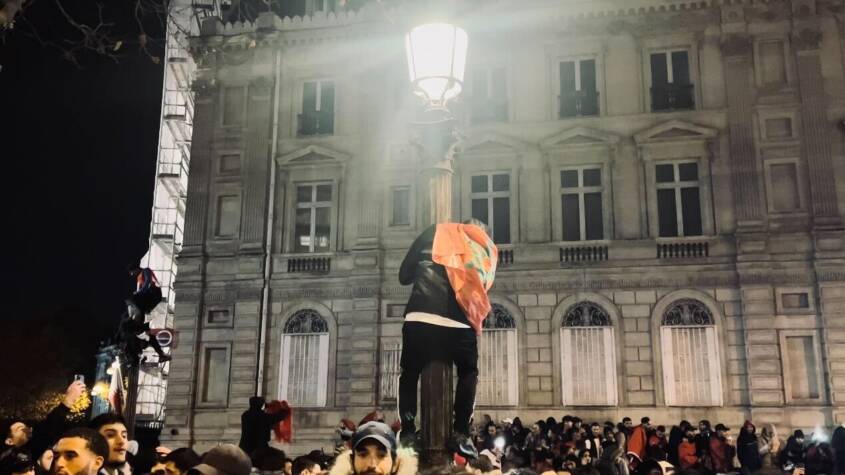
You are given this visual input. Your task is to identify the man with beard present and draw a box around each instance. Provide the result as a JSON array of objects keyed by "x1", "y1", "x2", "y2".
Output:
[
  {"x1": 88, "y1": 415, "x2": 129, "y2": 475},
  {"x1": 52, "y1": 429, "x2": 108, "y2": 475},
  {"x1": 328, "y1": 422, "x2": 417, "y2": 475}
]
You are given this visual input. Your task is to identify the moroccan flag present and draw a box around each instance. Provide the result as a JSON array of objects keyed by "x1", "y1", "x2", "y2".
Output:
[{"x1": 108, "y1": 363, "x2": 125, "y2": 414}]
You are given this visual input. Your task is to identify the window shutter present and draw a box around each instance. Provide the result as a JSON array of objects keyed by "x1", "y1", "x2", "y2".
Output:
[
  {"x1": 560, "y1": 61, "x2": 576, "y2": 92},
  {"x1": 506, "y1": 329, "x2": 518, "y2": 404},
  {"x1": 603, "y1": 327, "x2": 618, "y2": 405},
  {"x1": 319, "y1": 82, "x2": 335, "y2": 134},
  {"x1": 580, "y1": 59, "x2": 597, "y2": 92},
  {"x1": 279, "y1": 335, "x2": 292, "y2": 401},
  {"x1": 302, "y1": 82, "x2": 317, "y2": 112},
  {"x1": 561, "y1": 327, "x2": 615, "y2": 406},
  {"x1": 560, "y1": 329, "x2": 575, "y2": 405},
  {"x1": 661, "y1": 327, "x2": 676, "y2": 406},
  {"x1": 705, "y1": 327, "x2": 722, "y2": 406},
  {"x1": 671, "y1": 51, "x2": 690, "y2": 85},
  {"x1": 650, "y1": 53, "x2": 668, "y2": 85},
  {"x1": 317, "y1": 333, "x2": 329, "y2": 407}
]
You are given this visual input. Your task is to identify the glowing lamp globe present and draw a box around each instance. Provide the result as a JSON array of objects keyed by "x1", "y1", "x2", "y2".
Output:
[{"x1": 405, "y1": 22, "x2": 468, "y2": 107}]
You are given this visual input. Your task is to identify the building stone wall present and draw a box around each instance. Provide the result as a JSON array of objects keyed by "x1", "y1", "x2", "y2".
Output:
[{"x1": 161, "y1": 0, "x2": 845, "y2": 454}]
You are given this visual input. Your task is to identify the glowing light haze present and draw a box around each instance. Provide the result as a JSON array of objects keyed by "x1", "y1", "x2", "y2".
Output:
[{"x1": 405, "y1": 22, "x2": 468, "y2": 105}]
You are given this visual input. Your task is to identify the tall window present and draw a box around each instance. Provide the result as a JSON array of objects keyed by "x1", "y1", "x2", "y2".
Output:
[
  {"x1": 656, "y1": 162, "x2": 702, "y2": 237},
  {"x1": 660, "y1": 299, "x2": 722, "y2": 406},
  {"x1": 471, "y1": 173, "x2": 511, "y2": 244},
  {"x1": 560, "y1": 167, "x2": 603, "y2": 241},
  {"x1": 650, "y1": 50, "x2": 694, "y2": 111},
  {"x1": 560, "y1": 302, "x2": 617, "y2": 406},
  {"x1": 380, "y1": 341, "x2": 402, "y2": 402},
  {"x1": 559, "y1": 59, "x2": 598, "y2": 117},
  {"x1": 299, "y1": 81, "x2": 335, "y2": 136},
  {"x1": 279, "y1": 310, "x2": 329, "y2": 407},
  {"x1": 294, "y1": 184, "x2": 332, "y2": 253},
  {"x1": 477, "y1": 304, "x2": 518, "y2": 406},
  {"x1": 216, "y1": 195, "x2": 241, "y2": 238},
  {"x1": 758, "y1": 40, "x2": 786, "y2": 86},
  {"x1": 391, "y1": 187, "x2": 411, "y2": 226},
  {"x1": 470, "y1": 67, "x2": 508, "y2": 124}
]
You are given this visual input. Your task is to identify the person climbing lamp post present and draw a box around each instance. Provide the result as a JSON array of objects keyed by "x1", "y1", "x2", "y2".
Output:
[{"x1": 404, "y1": 21, "x2": 469, "y2": 465}]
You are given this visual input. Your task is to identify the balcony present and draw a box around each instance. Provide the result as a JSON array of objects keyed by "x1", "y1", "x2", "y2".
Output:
[
  {"x1": 651, "y1": 84, "x2": 695, "y2": 112},
  {"x1": 498, "y1": 246, "x2": 514, "y2": 267},
  {"x1": 657, "y1": 239, "x2": 710, "y2": 259},
  {"x1": 560, "y1": 245, "x2": 609, "y2": 264},
  {"x1": 298, "y1": 111, "x2": 334, "y2": 137},
  {"x1": 151, "y1": 207, "x2": 184, "y2": 246},
  {"x1": 163, "y1": 90, "x2": 193, "y2": 143},
  {"x1": 470, "y1": 99, "x2": 508, "y2": 124},
  {"x1": 167, "y1": 45, "x2": 192, "y2": 90},
  {"x1": 559, "y1": 90, "x2": 599, "y2": 118},
  {"x1": 287, "y1": 256, "x2": 332, "y2": 273},
  {"x1": 157, "y1": 148, "x2": 188, "y2": 197}
]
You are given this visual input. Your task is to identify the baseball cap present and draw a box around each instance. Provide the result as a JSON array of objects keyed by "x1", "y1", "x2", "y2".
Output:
[
  {"x1": 715, "y1": 424, "x2": 730, "y2": 432},
  {"x1": 501, "y1": 418, "x2": 513, "y2": 425},
  {"x1": 351, "y1": 422, "x2": 396, "y2": 453},
  {"x1": 189, "y1": 444, "x2": 251, "y2": 475}
]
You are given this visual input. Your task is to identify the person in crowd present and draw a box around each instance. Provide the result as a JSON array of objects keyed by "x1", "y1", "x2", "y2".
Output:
[
  {"x1": 678, "y1": 428, "x2": 699, "y2": 471},
  {"x1": 668, "y1": 422, "x2": 692, "y2": 467},
  {"x1": 481, "y1": 424, "x2": 500, "y2": 452},
  {"x1": 737, "y1": 421, "x2": 762, "y2": 475},
  {"x1": 52, "y1": 428, "x2": 108, "y2": 475},
  {"x1": 1, "y1": 452, "x2": 35, "y2": 475},
  {"x1": 189, "y1": 444, "x2": 252, "y2": 475},
  {"x1": 696, "y1": 421, "x2": 713, "y2": 457},
  {"x1": 626, "y1": 418, "x2": 650, "y2": 471},
  {"x1": 585, "y1": 424, "x2": 603, "y2": 460},
  {"x1": 150, "y1": 448, "x2": 201, "y2": 475},
  {"x1": 781, "y1": 430, "x2": 807, "y2": 472},
  {"x1": 524, "y1": 423, "x2": 549, "y2": 467},
  {"x1": 88, "y1": 414, "x2": 131, "y2": 475},
  {"x1": 283, "y1": 458, "x2": 292, "y2": 475},
  {"x1": 466, "y1": 454, "x2": 496, "y2": 475},
  {"x1": 249, "y1": 446, "x2": 287, "y2": 474},
  {"x1": 709, "y1": 424, "x2": 735, "y2": 475},
  {"x1": 239, "y1": 397, "x2": 290, "y2": 459},
  {"x1": 328, "y1": 422, "x2": 417, "y2": 475},
  {"x1": 831, "y1": 426, "x2": 845, "y2": 475},
  {"x1": 396, "y1": 220, "x2": 497, "y2": 459},
  {"x1": 647, "y1": 426, "x2": 668, "y2": 462},
  {"x1": 759, "y1": 423, "x2": 781, "y2": 470},
  {"x1": 805, "y1": 441, "x2": 834, "y2": 475},
  {"x1": 621, "y1": 419, "x2": 633, "y2": 438},
  {"x1": 291, "y1": 457, "x2": 320, "y2": 475},
  {"x1": 2, "y1": 424, "x2": 33, "y2": 465}
]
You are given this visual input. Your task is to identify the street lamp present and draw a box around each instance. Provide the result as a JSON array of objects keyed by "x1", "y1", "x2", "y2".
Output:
[{"x1": 405, "y1": 21, "x2": 468, "y2": 466}]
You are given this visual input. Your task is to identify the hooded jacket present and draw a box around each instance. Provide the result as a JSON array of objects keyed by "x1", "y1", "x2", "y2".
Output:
[
  {"x1": 239, "y1": 397, "x2": 288, "y2": 457},
  {"x1": 328, "y1": 449, "x2": 418, "y2": 475},
  {"x1": 737, "y1": 421, "x2": 762, "y2": 472}
]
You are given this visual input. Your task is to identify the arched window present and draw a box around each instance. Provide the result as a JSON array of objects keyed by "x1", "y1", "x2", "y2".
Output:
[
  {"x1": 560, "y1": 301, "x2": 617, "y2": 406},
  {"x1": 660, "y1": 299, "x2": 722, "y2": 406},
  {"x1": 477, "y1": 303, "x2": 518, "y2": 406},
  {"x1": 279, "y1": 309, "x2": 329, "y2": 407}
]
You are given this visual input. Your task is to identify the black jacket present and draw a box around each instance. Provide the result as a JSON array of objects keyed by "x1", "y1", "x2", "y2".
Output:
[
  {"x1": 238, "y1": 398, "x2": 288, "y2": 457},
  {"x1": 398, "y1": 225, "x2": 469, "y2": 326}
]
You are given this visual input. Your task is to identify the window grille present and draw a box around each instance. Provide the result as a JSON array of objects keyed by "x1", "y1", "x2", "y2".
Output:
[
  {"x1": 660, "y1": 299, "x2": 722, "y2": 406},
  {"x1": 279, "y1": 310, "x2": 329, "y2": 407},
  {"x1": 380, "y1": 341, "x2": 402, "y2": 401},
  {"x1": 560, "y1": 301, "x2": 616, "y2": 406},
  {"x1": 477, "y1": 304, "x2": 518, "y2": 405}
]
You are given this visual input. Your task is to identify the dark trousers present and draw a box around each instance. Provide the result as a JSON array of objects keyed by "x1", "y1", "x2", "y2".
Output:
[{"x1": 398, "y1": 321, "x2": 478, "y2": 435}]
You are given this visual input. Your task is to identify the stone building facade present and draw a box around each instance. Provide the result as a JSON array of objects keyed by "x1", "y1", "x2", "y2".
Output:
[{"x1": 162, "y1": 0, "x2": 845, "y2": 454}]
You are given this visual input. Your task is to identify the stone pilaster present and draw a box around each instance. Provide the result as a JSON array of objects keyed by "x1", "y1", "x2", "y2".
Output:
[
  {"x1": 739, "y1": 282, "x2": 785, "y2": 406},
  {"x1": 792, "y1": 27, "x2": 842, "y2": 227},
  {"x1": 182, "y1": 78, "x2": 217, "y2": 254},
  {"x1": 240, "y1": 76, "x2": 274, "y2": 251},
  {"x1": 720, "y1": 34, "x2": 765, "y2": 229},
  {"x1": 354, "y1": 71, "x2": 383, "y2": 249}
]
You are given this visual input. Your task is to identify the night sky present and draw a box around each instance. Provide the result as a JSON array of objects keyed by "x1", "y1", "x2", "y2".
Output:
[{"x1": 0, "y1": 2, "x2": 166, "y2": 380}]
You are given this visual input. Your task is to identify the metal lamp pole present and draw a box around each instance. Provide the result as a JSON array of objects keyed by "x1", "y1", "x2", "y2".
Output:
[{"x1": 405, "y1": 22, "x2": 468, "y2": 466}]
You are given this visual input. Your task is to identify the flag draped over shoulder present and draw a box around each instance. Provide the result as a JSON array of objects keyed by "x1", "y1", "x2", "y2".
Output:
[
  {"x1": 266, "y1": 400, "x2": 293, "y2": 443},
  {"x1": 108, "y1": 363, "x2": 125, "y2": 414},
  {"x1": 432, "y1": 223, "x2": 498, "y2": 335}
]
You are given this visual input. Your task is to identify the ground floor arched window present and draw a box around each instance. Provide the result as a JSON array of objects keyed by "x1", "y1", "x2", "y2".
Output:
[
  {"x1": 660, "y1": 299, "x2": 722, "y2": 406},
  {"x1": 560, "y1": 301, "x2": 617, "y2": 406},
  {"x1": 279, "y1": 309, "x2": 329, "y2": 407}
]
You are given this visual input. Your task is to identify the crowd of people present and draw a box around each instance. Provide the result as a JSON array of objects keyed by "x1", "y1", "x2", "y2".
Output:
[{"x1": 4, "y1": 381, "x2": 845, "y2": 475}]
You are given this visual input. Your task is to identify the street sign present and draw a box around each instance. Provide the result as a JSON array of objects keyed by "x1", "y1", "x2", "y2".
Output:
[{"x1": 151, "y1": 328, "x2": 176, "y2": 348}]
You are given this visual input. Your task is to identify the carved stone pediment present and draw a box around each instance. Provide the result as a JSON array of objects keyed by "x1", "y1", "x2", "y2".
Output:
[
  {"x1": 459, "y1": 132, "x2": 531, "y2": 156},
  {"x1": 634, "y1": 120, "x2": 718, "y2": 145},
  {"x1": 541, "y1": 126, "x2": 620, "y2": 149},
  {"x1": 278, "y1": 144, "x2": 350, "y2": 166}
]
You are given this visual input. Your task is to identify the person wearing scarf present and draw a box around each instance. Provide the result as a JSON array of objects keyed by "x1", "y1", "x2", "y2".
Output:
[
  {"x1": 737, "y1": 421, "x2": 762, "y2": 475},
  {"x1": 396, "y1": 220, "x2": 497, "y2": 459}
]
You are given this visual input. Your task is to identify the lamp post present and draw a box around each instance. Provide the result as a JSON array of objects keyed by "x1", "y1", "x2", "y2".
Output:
[{"x1": 405, "y1": 22, "x2": 468, "y2": 466}]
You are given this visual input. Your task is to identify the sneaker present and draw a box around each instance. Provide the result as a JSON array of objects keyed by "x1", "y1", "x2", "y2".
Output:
[{"x1": 447, "y1": 433, "x2": 478, "y2": 460}]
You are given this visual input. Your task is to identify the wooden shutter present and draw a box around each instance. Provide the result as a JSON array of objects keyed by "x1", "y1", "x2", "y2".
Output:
[
  {"x1": 671, "y1": 51, "x2": 690, "y2": 85},
  {"x1": 319, "y1": 82, "x2": 335, "y2": 134},
  {"x1": 580, "y1": 59, "x2": 596, "y2": 92},
  {"x1": 650, "y1": 53, "x2": 668, "y2": 85},
  {"x1": 561, "y1": 327, "x2": 616, "y2": 406},
  {"x1": 560, "y1": 61, "x2": 576, "y2": 92}
]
